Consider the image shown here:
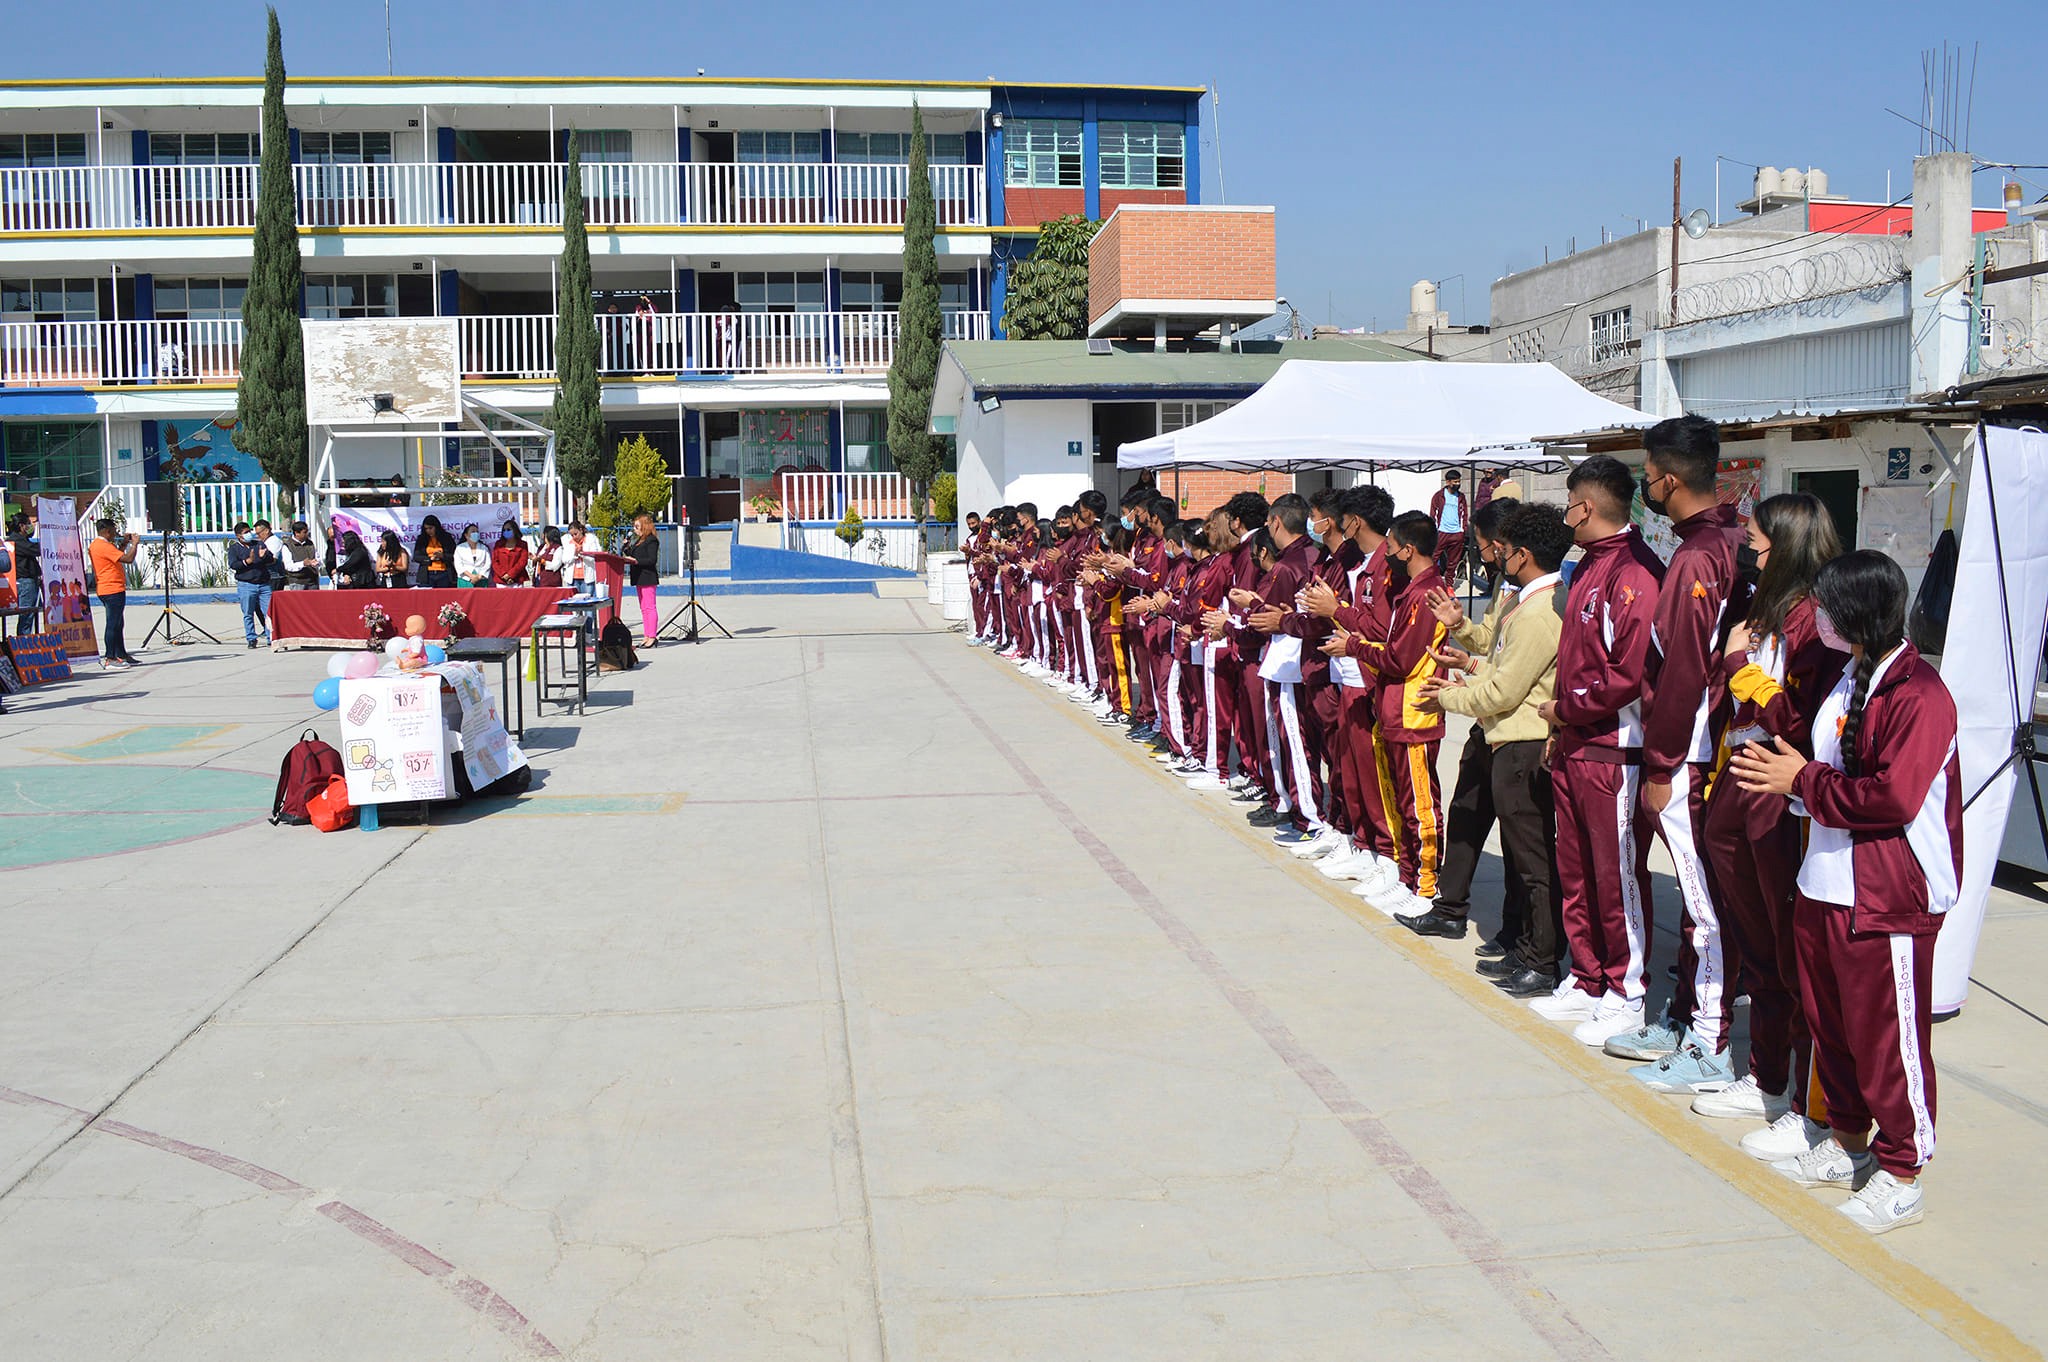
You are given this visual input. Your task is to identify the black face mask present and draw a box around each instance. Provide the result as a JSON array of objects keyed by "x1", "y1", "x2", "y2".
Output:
[
  {"x1": 1735, "y1": 543, "x2": 1761, "y2": 584},
  {"x1": 1639, "y1": 475, "x2": 1670, "y2": 519}
]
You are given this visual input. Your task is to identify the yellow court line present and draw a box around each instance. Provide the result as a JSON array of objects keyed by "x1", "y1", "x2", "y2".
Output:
[{"x1": 978, "y1": 649, "x2": 2043, "y2": 1362}]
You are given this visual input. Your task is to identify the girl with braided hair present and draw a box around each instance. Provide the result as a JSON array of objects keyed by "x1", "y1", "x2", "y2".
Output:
[{"x1": 1730, "y1": 550, "x2": 1960, "y2": 1235}]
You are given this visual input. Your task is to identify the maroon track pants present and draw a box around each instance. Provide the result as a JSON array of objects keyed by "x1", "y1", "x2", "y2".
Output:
[{"x1": 1552, "y1": 753, "x2": 1654, "y2": 1000}]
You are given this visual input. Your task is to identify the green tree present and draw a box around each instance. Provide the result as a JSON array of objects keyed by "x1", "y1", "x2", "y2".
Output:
[
  {"x1": 887, "y1": 100, "x2": 949, "y2": 562},
  {"x1": 611, "y1": 433, "x2": 672, "y2": 518},
  {"x1": 1001, "y1": 213, "x2": 1098, "y2": 340},
  {"x1": 233, "y1": 7, "x2": 308, "y2": 515},
  {"x1": 548, "y1": 132, "x2": 603, "y2": 500}
]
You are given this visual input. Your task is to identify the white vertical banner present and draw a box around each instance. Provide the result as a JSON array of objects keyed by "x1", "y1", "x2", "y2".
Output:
[{"x1": 1936, "y1": 425, "x2": 2048, "y2": 1014}]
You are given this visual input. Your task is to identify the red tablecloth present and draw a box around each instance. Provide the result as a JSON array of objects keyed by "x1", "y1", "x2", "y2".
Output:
[{"x1": 271, "y1": 588, "x2": 577, "y2": 649}]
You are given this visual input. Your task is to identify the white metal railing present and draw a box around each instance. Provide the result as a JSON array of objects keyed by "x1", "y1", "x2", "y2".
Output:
[
  {"x1": 89, "y1": 480, "x2": 281, "y2": 536},
  {"x1": 0, "y1": 161, "x2": 986, "y2": 232},
  {"x1": 459, "y1": 309, "x2": 991, "y2": 380},
  {"x1": 779, "y1": 470, "x2": 918, "y2": 524},
  {"x1": 0, "y1": 318, "x2": 243, "y2": 386}
]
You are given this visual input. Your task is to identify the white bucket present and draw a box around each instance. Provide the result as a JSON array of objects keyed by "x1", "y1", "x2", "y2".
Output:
[
  {"x1": 941, "y1": 559, "x2": 970, "y2": 621},
  {"x1": 926, "y1": 552, "x2": 960, "y2": 605}
]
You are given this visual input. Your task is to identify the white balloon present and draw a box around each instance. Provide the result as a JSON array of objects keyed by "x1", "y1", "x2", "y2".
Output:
[
  {"x1": 326, "y1": 654, "x2": 352, "y2": 678},
  {"x1": 384, "y1": 636, "x2": 408, "y2": 658}
]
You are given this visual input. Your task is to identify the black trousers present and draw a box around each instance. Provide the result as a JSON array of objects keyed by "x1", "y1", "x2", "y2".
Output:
[{"x1": 1435, "y1": 734, "x2": 1559, "y2": 970}]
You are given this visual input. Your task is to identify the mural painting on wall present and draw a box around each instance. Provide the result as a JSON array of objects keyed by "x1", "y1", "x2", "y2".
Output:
[{"x1": 156, "y1": 415, "x2": 263, "y2": 484}]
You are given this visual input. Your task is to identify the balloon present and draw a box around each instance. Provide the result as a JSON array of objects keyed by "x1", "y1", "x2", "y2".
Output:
[
  {"x1": 344, "y1": 653, "x2": 380, "y2": 680},
  {"x1": 325, "y1": 655, "x2": 352, "y2": 678},
  {"x1": 423, "y1": 644, "x2": 448, "y2": 665},
  {"x1": 385, "y1": 636, "x2": 409, "y2": 658},
  {"x1": 312, "y1": 677, "x2": 342, "y2": 711}
]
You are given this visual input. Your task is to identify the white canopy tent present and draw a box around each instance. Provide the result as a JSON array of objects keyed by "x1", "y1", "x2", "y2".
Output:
[{"x1": 1116, "y1": 360, "x2": 1654, "y2": 472}]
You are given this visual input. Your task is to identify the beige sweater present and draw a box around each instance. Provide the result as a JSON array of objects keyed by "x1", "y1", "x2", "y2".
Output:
[{"x1": 1436, "y1": 575, "x2": 1561, "y2": 745}]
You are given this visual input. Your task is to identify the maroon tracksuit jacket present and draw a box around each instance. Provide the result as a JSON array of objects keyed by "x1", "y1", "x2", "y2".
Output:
[
  {"x1": 1552, "y1": 526, "x2": 1664, "y2": 1001},
  {"x1": 1332, "y1": 543, "x2": 1399, "y2": 858},
  {"x1": 1791, "y1": 644, "x2": 1960, "y2": 1177}
]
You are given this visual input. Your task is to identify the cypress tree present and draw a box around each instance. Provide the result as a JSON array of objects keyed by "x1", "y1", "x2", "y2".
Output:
[
  {"x1": 549, "y1": 132, "x2": 603, "y2": 498},
  {"x1": 887, "y1": 100, "x2": 947, "y2": 558},
  {"x1": 234, "y1": 7, "x2": 308, "y2": 514}
]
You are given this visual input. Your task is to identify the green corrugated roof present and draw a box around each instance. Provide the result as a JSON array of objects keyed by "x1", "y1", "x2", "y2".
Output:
[{"x1": 942, "y1": 335, "x2": 1420, "y2": 395}]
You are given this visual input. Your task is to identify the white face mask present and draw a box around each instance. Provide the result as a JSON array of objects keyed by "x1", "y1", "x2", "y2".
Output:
[
  {"x1": 1308, "y1": 517, "x2": 1332, "y2": 539},
  {"x1": 1814, "y1": 606, "x2": 1851, "y2": 655}
]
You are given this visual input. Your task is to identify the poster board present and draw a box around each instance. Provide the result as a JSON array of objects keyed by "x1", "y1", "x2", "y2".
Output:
[
  {"x1": 429, "y1": 660, "x2": 528, "y2": 791},
  {"x1": 302, "y1": 318, "x2": 462, "y2": 426},
  {"x1": 35, "y1": 497, "x2": 98, "y2": 661},
  {"x1": 1859, "y1": 485, "x2": 1935, "y2": 570},
  {"x1": 337, "y1": 675, "x2": 449, "y2": 804},
  {"x1": 5, "y1": 633, "x2": 71, "y2": 685}
]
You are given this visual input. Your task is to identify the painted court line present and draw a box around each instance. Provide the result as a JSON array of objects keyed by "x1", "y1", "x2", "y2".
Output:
[
  {"x1": 976, "y1": 643, "x2": 2043, "y2": 1362},
  {"x1": 912, "y1": 646, "x2": 1612, "y2": 1362},
  {"x1": 0, "y1": 1085, "x2": 560, "y2": 1357}
]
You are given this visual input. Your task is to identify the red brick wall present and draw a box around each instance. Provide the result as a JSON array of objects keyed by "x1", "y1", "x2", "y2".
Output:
[
  {"x1": 1005, "y1": 187, "x2": 1086, "y2": 227},
  {"x1": 1089, "y1": 208, "x2": 1276, "y2": 326},
  {"x1": 1163, "y1": 469, "x2": 1287, "y2": 517}
]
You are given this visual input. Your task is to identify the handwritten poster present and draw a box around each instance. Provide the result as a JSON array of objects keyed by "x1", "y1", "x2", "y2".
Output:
[
  {"x1": 427, "y1": 660, "x2": 528, "y2": 791},
  {"x1": 36, "y1": 497, "x2": 99, "y2": 661},
  {"x1": 337, "y1": 675, "x2": 448, "y2": 804}
]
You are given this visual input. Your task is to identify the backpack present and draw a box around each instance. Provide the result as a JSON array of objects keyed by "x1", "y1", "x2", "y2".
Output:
[
  {"x1": 271, "y1": 728, "x2": 345, "y2": 826},
  {"x1": 306, "y1": 773, "x2": 357, "y2": 832},
  {"x1": 597, "y1": 617, "x2": 638, "y2": 672}
]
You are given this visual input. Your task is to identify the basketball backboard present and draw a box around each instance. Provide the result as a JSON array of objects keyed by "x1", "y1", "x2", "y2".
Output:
[{"x1": 302, "y1": 318, "x2": 462, "y2": 426}]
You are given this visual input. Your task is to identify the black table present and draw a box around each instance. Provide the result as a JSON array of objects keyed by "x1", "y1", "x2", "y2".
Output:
[
  {"x1": 446, "y1": 635, "x2": 525, "y2": 738},
  {"x1": 532, "y1": 616, "x2": 587, "y2": 716}
]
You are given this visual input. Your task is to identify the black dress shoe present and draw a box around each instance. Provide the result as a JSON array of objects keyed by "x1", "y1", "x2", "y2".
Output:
[
  {"x1": 1396, "y1": 906, "x2": 1468, "y2": 940},
  {"x1": 1497, "y1": 966, "x2": 1561, "y2": 998},
  {"x1": 1474, "y1": 934, "x2": 1512, "y2": 961},
  {"x1": 1474, "y1": 954, "x2": 1519, "y2": 979},
  {"x1": 1245, "y1": 806, "x2": 1285, "y2": 827}
]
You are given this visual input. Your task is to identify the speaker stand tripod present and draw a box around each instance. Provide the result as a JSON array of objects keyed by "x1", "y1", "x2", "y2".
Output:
[
  {"x1": 142, "y1": 528, "x2": 221, "y2": 647},
  {"x1": 656, "y1": 526, "x2": 731, "y2": 644}
]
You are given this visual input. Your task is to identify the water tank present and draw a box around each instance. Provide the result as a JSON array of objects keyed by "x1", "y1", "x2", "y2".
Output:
[
  {"x1": 1409, "y1": 279, "x2": 1438, "y2": 314},
  {"x1": 1780, "y1": 169, "x2": 1807, "y2": 198},
  {"x1": 1806, "y1": 167, "x2": 1829, "y2": 198},
  {"x1": 1755, "y1": 167, "x2": 1782, "y2": 199}
]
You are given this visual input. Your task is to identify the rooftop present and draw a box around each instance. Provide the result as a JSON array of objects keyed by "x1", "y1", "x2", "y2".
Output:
[{"x1": 937, "y1": 335, "x2": 1418, "y2": 404}]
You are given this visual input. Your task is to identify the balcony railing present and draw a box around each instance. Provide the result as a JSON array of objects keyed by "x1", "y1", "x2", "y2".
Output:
[
  {"x1": 0, "y1": 311, "x2": 991, "y2": 386},
  {"x1": 0, "y1": 161, "x2": 987, "y2": 232},
  {"x1": 91, "y1": 480, "x2": 280, "y2": 536}
]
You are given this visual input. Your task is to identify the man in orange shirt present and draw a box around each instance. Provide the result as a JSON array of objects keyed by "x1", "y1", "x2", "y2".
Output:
[{"x1": 87, "y1": 517, "x2": 141, "y2": 668}]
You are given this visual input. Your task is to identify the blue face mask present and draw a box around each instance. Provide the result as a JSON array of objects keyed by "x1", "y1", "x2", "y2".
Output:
[{"x1": 1120, "y1": 514, "x2": 1135, "y2": 531}]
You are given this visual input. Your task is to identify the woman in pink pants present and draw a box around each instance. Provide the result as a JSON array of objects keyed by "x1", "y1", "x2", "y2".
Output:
[{"x1": 625, "y1": 513, "x2": 662, "y2": 646}]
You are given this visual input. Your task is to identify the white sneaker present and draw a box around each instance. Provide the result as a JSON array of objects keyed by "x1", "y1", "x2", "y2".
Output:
[
  {"x1": 1290, "y1": 829, "x2": 1341, "y2": 858},
  {"x1": 1350, "y1": 862, "x2": 1396, "y2": 896},
  {"x1": 1838, "y1": 1169, "x2": 1923, "y2": 1234},
  {"x1": 1742, "y1": 1111, "x2": 1829, "y2": 1162},
  {"x1": 1185, "y1": 774, "x2": 1229, "y2": 792},
  {"x1": 1316, "y1": 848, "x2": 1367, "y2": 878},
  {"x1": 1372, "y1": 887, "x2": 1430, "y2": 919},
  {"x1": 1531, "y1": 983, "x2": 1602, "y2": 1022},
  {"x1": 1226, "y1": 775, "x2": 1251, "y2": 793},
  {"x1": 1691, "y1": 1074, "x2": 1793, "y2": 1121},
  {"x1": 1572, "y1": 996, "x2": 1646, "y2": 1046},
  {"x1": 1773, "y1": 1138, "x2": 1875, "y2": 1190}
]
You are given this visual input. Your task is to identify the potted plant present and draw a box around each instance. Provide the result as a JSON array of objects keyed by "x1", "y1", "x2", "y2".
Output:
[
  {"x1": 437, "y1": 601, "x2": 472, "y2": 641},
  {"x1": 748, "y1": 492, "x2": 782, "y2": 523},
  {"x1": 360, "y1": 602, "x2": 392, "y2": 647}
]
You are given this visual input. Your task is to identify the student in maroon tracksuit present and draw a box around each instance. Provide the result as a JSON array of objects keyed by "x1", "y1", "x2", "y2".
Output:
[
  {"x1": 1278, "y1": 487, "x2": 1363, "y2": 859},
  {"x1": 1245, "y1": 494, "x2": 1331, "y2": 847},
  {"x1": 1696, "y1": 494, "x2": 1845, "y2": 1154},
  {"x1": 1534, "y1": 455, "x2": 1665, "y2": 1048},
  {"x1": 1617, "y1": 415, "x2": 1751, "y2": 1091},
  {"x1": 1207, "y1": 492, "x2": 1273, "y2": 802},
  {"x1": 1186, "y1": 507, "x2": 1244, "y2": 787},
  {"x1": 1308, "y1": 485, "x2": 1401, "y2": 891},
  {"x1": 1352, "y1": 512, "x2": 1449, "y2": 919},
  {"x1": 1731, "y1": 551, "x2": 1959, "y2": 1235}
]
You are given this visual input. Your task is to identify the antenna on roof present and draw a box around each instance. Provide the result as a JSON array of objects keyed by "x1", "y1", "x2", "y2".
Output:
[{"x1": 1210, "y1": 84, "x2": 1227, "y2": 204}]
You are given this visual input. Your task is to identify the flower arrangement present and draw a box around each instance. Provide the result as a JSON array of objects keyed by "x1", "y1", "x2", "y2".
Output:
[
  {"x1": 360, "y1": 602, "x2": 392, "y2": 645},
  {"x1": 437, "y1": 601, "x2": 469, "y2": 631}
]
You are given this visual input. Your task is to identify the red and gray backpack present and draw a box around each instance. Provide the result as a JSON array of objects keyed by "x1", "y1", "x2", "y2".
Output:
[{"x1": 271, "y1": 729, "x2": 344, "y2": 826}]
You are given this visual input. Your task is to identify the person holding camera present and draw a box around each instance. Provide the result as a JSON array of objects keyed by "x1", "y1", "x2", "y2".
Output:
[{"x1": 88, "y1": 517, "x2": 142, "y2": 667}]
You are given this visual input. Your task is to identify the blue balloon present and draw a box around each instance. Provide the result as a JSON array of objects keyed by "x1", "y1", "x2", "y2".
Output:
[
  {"x1": 312, "y1": 677, "x2": 342, "y2": 711},
  {"x1": 423, "y1": 644, "x2": 448, "y2": 664}
]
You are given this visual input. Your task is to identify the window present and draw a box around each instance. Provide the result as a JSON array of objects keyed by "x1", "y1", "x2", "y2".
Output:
[
  {"x1": 1978, "y1": 302, "x2": 1996, "y2": 350},
  {"x1": 1099, "y1": 121, "x2": 1184, "y2": 190},
  {"x1": 148, "y1": 133, "x2": 258, "y2": 164},
  {"x1": 1, "y1": 420, "x2": 103, "y2": 493},
  {"x1": 938, "y1": 274, "x2": 973, "y2": 315},
  {"x1": 737, "y1": 131, "x2": 823, "y2": 163},
  {"x1": 835, "y1": 131, "x2": 966, "y2": 165},
  {"x1": 1589, "y1": 307, "x2": 1634, "y2": 364},
  {"x1": 1, "y1": 277, "x2": 97, "y2": 322},
  {"x1": 839, "y1": 271, "x2": 902, "y2": 312},
  {"x1": 0, "y1": 134, "x2": 88, "y2": 168},
  {"x1": 739, "y1": 408, "x2": 830, "y2": 478},
  {"x1": 1160, "y1": 400, "x2": 1234, "y2": 433},
  {"x1": 300, "y1": 132, "x2": 393, "y2": 164},
  {"x1": 734, "y1": 272, "x2": 825, "y2": 313},
  {"x1": 305, "y1": 273, "x2": 397, "y2": 319},
  {"x1": 1004, "y1": 119, "x2": 1081, "y2": 188},
  {"x1": 843, "y1": 408, "x2": 893, "y2": 473},
  {"x1": 154, "y1": 277, "x2": 246, "y2": 322}
]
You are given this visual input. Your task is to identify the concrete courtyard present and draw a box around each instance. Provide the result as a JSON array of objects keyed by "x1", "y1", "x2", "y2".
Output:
[{"x1": 1, "y1": 593, "x2": 2044, "y2": 1360}]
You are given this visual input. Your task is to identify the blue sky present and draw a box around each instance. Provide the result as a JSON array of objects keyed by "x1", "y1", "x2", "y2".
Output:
[{"x1": 11, "y1": 1, "x2": 2044, "y2": 328}]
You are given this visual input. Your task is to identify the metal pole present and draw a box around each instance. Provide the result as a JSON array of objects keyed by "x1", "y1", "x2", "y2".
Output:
[
  {"x1": 1667, "y1": 156, "x2": 1682, "y2": 326},
  {"x1": 385, "y1": 0, "x2": 393, "y2": 75}
]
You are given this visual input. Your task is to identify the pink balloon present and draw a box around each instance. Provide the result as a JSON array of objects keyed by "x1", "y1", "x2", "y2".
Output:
[{"x1": 345, "y1": 653, "x2": 381, "y2": 679}]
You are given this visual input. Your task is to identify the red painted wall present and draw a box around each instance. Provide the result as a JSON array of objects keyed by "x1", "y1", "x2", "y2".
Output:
[
  {"x1": 1100, "y1": 188, "x2": 1187, "y2": 216},
  {"x1": 1004, "y1": 187, "x2": 1086, "y2": 226},
  {"x1": 1809, "y1": 202, "x2": 2009, "y2": 236}
]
